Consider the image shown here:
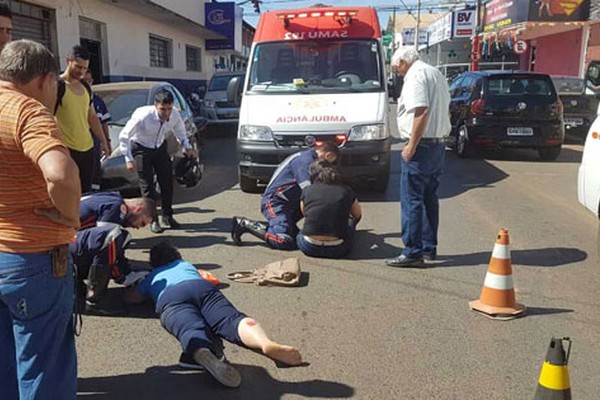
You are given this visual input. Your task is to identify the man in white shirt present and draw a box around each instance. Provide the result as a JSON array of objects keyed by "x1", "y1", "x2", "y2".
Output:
[
  {"x1": 119, "y1": 90, "x2": 197, "y2": 233},
  {"x1": 386, "y1": 47, "x2": 451, "y2": 268}
]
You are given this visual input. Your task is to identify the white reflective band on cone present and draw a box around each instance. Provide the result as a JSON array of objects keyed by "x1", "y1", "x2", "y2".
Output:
[
  {"x1": 484, "y1": 272, "x2": 514, "y2": 290},
  {"x1": 491, "y1": 244, "x2": 511, "y2": 260}
]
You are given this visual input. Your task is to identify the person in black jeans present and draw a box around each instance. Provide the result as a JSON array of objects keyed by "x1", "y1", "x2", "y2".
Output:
[
  {"x1": 119, "y1": 90, "x2": 197, "y2": 233},
  {"x1": 296, "y1": 160, "x2": 362, "y2": 258}
]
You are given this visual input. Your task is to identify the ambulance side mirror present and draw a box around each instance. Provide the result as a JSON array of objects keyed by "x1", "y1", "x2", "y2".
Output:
[{"x1": 227, "y1": 76, "x2": 244, "y2": 107}]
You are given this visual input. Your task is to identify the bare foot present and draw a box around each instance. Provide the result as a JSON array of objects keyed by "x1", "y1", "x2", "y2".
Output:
[{"x1": 263, "y1": 342, "x2": 303, "y2": 366}]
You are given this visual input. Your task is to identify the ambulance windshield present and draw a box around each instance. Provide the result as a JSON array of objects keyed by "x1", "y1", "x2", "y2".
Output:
[{"x1": 248, "y1": 39, "x2": 384, "y2": 93}]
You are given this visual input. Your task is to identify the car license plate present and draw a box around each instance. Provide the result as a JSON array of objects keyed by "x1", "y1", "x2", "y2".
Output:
[
  {"x1": 564, "y1": 118, "x2": 583, "y2": 126},
  {"x1": 507, "y1": 127, "x2": 534, "y2": 136}
]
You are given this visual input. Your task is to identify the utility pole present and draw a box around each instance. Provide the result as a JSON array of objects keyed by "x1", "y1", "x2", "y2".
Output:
[
  {"x1": 414, "y1": 0, "x2": 421, "y2": 50},
  {"x1": 392, "y1": 6, "x2": 397, "y2": 53},
  {"x1": 471, "y1": 0, "x2": 482, "y2": 71}
]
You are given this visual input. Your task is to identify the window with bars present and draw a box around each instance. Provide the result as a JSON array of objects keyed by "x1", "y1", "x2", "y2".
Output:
[
  {"x1": 149, "y1": 34, "x2": 172, "y2": 68},
  {"x1": 186, "y1": 45, "x2": 202, "y2": 72}
]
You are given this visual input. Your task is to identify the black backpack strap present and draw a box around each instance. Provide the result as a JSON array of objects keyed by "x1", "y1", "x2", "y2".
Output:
[
  {"x1": 81, "y1": 80, "x2": 93, "y2": 104},
  {"x1": 54, "y1": 78, "x2": 93, "y2": 114},
  {"x1": 54, "y1": 78, "x2": 66, "y2": 115}
]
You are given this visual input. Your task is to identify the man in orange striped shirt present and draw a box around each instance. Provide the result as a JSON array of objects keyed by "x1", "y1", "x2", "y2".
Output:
[{"x1": 0, "y1": 40, "x2": 81, "y2": 400}]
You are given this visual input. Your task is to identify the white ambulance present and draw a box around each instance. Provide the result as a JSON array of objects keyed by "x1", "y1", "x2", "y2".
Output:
[
  {"x1": 229, "y1": 6, "x2": 391, "y2": 192},
  {"x1": 578, "y1": 118, "x2": 600, "y2": 220}
]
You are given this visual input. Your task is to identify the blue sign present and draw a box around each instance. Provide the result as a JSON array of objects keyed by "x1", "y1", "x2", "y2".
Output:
[{"x1": 205, "y1": 2, "x2": 235, "y2": 51}]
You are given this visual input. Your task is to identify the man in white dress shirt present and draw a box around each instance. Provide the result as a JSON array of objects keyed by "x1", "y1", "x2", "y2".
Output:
[
  {"x1": 119, "y1": 90, "x2": 197, "y2": 233},
  {"x1": 385, "y1": 47, "x2": 451, "y2": 268}
]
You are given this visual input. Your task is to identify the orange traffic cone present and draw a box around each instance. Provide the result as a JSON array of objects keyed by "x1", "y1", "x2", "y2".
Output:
[{"x1": 469, "y1": 228, "x2": 526, "y2": 320}]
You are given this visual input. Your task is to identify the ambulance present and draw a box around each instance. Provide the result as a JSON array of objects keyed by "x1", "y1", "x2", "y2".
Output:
[
  {"x1": 578, "y1": 115, "x2": 600, "y2": 222},
  {"x1": 229, "y1": 6, "x2": 391, "y2": 192}
]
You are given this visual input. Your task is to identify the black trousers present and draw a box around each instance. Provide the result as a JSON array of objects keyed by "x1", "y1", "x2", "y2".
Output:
[
  {"x1": 131, "y1": 142, "x2": 173, "y2": 217},
  {"x1": 69, "y1": 147, "x2": 95, "y2": 194}
]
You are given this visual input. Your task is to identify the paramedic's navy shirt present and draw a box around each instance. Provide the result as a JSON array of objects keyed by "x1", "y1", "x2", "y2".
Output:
[
  {"x1": 79, "y1": 191, "x2": 126, "y2": 229},
  {"x1": 261, "y1": 149, "x2": 317, "y2": 209}
]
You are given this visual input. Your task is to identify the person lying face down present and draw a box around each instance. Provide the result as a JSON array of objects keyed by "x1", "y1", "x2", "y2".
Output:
[{"x1": 125, "y1": 241, "x2": 304, "y2": 388}]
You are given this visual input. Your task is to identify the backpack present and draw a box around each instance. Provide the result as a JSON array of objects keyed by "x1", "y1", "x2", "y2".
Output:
[{"x1": 54, "y1": 78, "x2": 93, "y2": 114}]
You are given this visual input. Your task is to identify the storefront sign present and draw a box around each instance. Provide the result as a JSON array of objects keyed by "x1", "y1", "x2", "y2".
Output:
[
  {"x1": 428, "y1": 12, "x2": 452, "y2": 46},
  {"x1": 453, "y1": 9, "x2": 476, "y2": 37},
  {"x1": 205, "y1": 2, "x2": 236, "y2": 50},
  {"x1": 402, "y1": 28, "x2": 429, "y2": 46},
  {"x1": 514, "y1": 40, "x2": 527, "y2": 54},
  {"x1": 483, "y1": 0, "x2": 590, "y2": 31}
]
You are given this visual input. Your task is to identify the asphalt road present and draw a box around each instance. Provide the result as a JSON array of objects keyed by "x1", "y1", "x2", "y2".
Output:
[{"x1": 76, "y1": 122, "x2": 600, "y2": 399}]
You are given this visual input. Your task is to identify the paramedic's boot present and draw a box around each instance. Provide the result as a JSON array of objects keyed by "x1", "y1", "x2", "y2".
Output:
[
  {"x1": 85, "y1": 264, "x2": 120, "y2": 315},
  {"x1": 231, "y1": 217, "x2": 267, "y2": 245}
]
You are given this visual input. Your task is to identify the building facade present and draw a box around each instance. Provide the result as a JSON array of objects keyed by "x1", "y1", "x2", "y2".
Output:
[{"x1": 2, "y1": 0, "x2": 254, "y2": 96}]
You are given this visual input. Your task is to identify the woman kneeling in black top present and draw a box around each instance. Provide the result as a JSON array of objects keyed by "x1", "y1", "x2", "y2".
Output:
[{"x1": 297, "y1": 160, "x2": 362, "y2": 258}]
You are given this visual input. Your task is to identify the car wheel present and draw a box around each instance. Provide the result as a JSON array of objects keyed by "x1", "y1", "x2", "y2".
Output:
[
  {"x1": 455, "y1": 125, "x2": 471, "y2": 158},
  {"x1": 538, "y1": 146, "x2": 562, "y2": 161},
  {"x1": 239, "y1": 172, "x2": 260, "y2": 193}
]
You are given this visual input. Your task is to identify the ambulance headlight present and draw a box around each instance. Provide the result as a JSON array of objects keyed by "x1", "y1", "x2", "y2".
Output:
[
  {"x1": 348, "y1": 124, "x2": 388, "y2": 141},
  {"x1": 239, "y1": 125, "x2": 274, "y2": 141}
]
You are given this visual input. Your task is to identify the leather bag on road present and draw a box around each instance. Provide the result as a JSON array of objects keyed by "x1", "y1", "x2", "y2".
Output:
[{"x1": 227, "y1": 258, "x2": 301, "y2": 286}]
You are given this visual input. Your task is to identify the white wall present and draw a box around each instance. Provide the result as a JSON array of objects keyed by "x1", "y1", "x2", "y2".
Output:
[{"x1": 30, "y1": 0, "x2": 212, "y2": 81}]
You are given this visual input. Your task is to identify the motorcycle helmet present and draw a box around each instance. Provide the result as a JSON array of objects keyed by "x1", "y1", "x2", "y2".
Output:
[{"x1": 174, "y1": 155, "x2": 203, "y2": 188}]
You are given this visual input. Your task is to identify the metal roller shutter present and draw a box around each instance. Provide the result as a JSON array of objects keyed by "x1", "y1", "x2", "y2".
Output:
[{"x1": 11, "y1": 14, "x2": 50, "y2": 49}]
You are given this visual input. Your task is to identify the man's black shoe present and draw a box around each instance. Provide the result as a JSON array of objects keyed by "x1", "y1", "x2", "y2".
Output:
[
  {"x1": 151, "y1": 220, "x2": 163, "y2": 234},
  {"x1": 385, "y1": 255, "x2": 426, "y2": 268},
  {"x1": 423, "y1": 250, "x2": 437, "y2": 261},
  {"x1": 231, "y1": 216, "x2": 245, "y2": 246},
  {"x1": 161, "y1": 215, "x2": 181, "y2": 229},
  {"x1": 84, "y1": 299, "x2": 124, "y2": 316}
]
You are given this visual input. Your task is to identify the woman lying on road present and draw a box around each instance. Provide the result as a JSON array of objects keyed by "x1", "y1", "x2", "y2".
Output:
[
  {"x1": 125, "y1": 241, "x2": 303, "y2": 388},
  {"x1": 297, "y1": 160, "x2": 362, "y2": 259}
]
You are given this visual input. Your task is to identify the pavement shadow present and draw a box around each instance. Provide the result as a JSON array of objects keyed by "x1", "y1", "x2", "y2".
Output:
[
  {"x1": 480, "y1": 146, "x2": 582, "y2": 164},
  {"x1": 347, "y1": 230, "x2": 401, "y2": 260},
  {"x1": 526, "y1": 306, "x2": 575, "y2": 316},
  {"x1": 129, "y1": 234, "x2": 227, "y2": 250},
  {"x1": 77, "y1": 364, "x2": 355, "y2": 400},
  {"x1": 434, "y1": 247, "x2": 587, "y2": 268},
  {"x1": 358, "y1": 148, "x2": 510, "y2": 203}
]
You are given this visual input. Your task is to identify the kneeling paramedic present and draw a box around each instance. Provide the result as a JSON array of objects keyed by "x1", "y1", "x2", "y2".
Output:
[{"x1": 231, "y1": 141, "x2": 339, "y2": 250}]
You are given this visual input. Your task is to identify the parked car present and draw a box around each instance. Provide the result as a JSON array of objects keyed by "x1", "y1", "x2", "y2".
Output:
[
  {"x1": 93, "y1": 81, "x2": 201, "y2": 194},
  {"x1": 449, "y1": 71, "x2": 564, "y2": 161},
  {"x1": 203, "y1": 71, "x2": 245, "y2": 128},
  {"x1": 551, "y1": 76, "x2": 598, "y2": 137}
]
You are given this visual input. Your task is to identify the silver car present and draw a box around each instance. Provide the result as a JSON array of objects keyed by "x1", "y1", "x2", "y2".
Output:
[
  {"x1": 93, "y1": 82, "x2": 199, "y2": 194},
  {"x1": 203, "y1": 71, "x2": 244, "y2": 127}
]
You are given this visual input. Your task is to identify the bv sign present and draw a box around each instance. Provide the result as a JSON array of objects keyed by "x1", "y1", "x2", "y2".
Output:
[{"x1": 453, "y1": 9, "x2": 476, "y2": 37}]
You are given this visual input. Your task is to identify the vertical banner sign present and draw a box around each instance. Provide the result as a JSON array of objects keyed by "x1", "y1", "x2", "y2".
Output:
[
  {"x1": 205, "y1": 2, "x2": 235, "y2": 50},
  {"x1": 453, "y1": 9, "x2": 476, "y2": 37}
]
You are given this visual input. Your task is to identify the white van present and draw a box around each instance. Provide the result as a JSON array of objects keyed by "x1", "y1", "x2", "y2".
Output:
[
  {"x1": 229, "y1": 6, "x2": 391, "y2": 193},
  {"x1": 578, "y1": 111, "x2": 600, "y2": 219}
]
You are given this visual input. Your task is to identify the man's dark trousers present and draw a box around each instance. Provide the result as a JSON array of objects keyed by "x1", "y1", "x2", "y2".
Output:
[
  {"x1": 132, "y1": 141, "x2": 174, "y2": 217},
  {"x1": 400, "y1": 142, "x2": 445, "y2": 259}
]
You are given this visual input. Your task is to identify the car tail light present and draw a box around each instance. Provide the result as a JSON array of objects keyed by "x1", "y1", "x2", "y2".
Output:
[
  {"x1": 470, "y1": 99, "x2": 486, "y2": 115},
  {"x1": 335, "y1": 134, "x2": 347, "y2": 146},
  {"x1": 550, "y1": 100, "x2": 563, "y2": 116}
]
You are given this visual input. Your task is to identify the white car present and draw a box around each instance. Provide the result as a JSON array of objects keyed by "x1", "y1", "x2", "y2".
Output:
[{"x1": 578, "y1": 110, "x2": 600, "y2": 219}]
